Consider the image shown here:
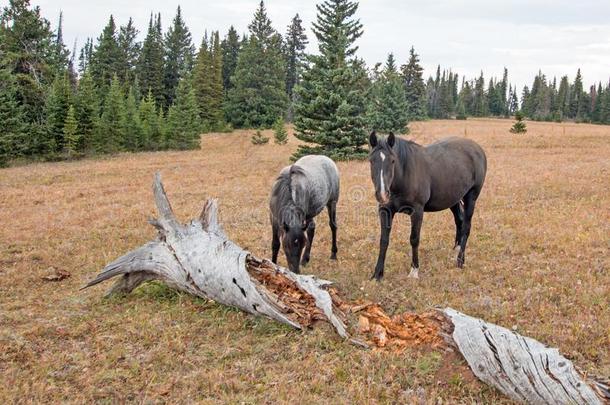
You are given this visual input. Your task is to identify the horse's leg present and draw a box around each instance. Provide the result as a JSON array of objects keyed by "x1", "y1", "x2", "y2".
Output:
[
  {"x1": 408, "y1": 207, "x2": 424, "y2": 279},
  {"x1": 450, "y1": 202, "x2": 463, "y2": 249},
  {"x1": 327, "y1": 201, "x2": 338, "y2": 260},
  {"x1": 271, "y1": 223, "x2": 280, "y2": 264},
  {"x1": 301, "y1": 219, "x2": 315, "y2": 266},
  {"x1": 457, "y1": 188, "x2": 480, "y2": 268},
  {"x1": 372, "y1": 206, "x2": 394, "y2": 281}
]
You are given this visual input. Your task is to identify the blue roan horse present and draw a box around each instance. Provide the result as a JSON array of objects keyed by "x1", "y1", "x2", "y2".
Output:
[
  {"x1": 368, "y1": 131, "x2": 487, "y2": 281},
  {"x1": 270, "y1": 155, "x2": 340, "y2": 273}
]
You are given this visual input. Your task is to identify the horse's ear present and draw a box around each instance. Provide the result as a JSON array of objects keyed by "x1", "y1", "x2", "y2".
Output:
[
  {"x1": 387, "y1": 132, "x2": 395, "y2": 148},
  {"x1": 369, "y1": 131, "x2": 377, "y2": 147}
]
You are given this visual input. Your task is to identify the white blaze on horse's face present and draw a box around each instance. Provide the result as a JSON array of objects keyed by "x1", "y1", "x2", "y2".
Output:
[{"x1": 370, "y1": 149, "x2": 394, "y2": 205}]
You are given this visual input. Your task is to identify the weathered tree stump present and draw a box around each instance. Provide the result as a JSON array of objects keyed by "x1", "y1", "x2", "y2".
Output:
[{"x1": 84, "y1": 173, "x2": 609, "y2": 405}]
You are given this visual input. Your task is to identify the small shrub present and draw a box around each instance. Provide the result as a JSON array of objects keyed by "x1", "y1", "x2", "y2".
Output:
[
  {"x1": 251, "y1": 130, "x2": 269, "y2": 145},
  {"x1": 510, "y1": 111, "x2": 527, "y2": 134},
  {"x1": 273, "y1": 117, "x2": 288, "y2": 145}
]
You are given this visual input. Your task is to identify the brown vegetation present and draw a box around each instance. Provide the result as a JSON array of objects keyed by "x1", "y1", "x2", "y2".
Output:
[{"x1": 1, "y1": 118, "x2": 608, "y2": 403}]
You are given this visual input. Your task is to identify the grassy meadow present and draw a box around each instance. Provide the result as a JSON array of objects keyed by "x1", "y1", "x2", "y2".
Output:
[{"x1": 1, "y1": 118, "x2": 608, "y2": 403}]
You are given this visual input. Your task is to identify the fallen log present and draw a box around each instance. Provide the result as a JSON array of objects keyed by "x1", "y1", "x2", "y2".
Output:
[{"x1": 83, "y1": 173, "x2": 609, "y2": 405}]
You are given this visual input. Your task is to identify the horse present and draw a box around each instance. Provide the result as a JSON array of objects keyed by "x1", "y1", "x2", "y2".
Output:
[
  {"x1": 269, "y1": 155, "x2": 340, "y2": 274},
  {"x1": 368, "y1": 131, "x2": 487, "y2": 281}
]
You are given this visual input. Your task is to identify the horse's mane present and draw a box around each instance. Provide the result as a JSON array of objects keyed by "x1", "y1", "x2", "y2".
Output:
[
  {"x1": 378, "y1": 136, "x2": 420, "y2": 167},
  {"x1": 271, "y1": 165, "x2": 306, "y2": 225}
]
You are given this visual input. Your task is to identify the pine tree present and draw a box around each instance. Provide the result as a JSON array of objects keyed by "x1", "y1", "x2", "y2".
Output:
[
  {"x1": 1, "y1": 0, "x2": 58, "y2": 155},
  {"x1": 78, "y1": 38, "x2": 93, "y2": 74},
  {"x1": 0, "y1": 69, "x2": 28, "y2": 165},
  {"x1": 45, "y1": 71, "x2": 72, "y2": 152},
  {"x1": 139, "y1": 91, "x2": 158, "y2": 150},
  {"x1": 157, "y1": 107, "x2": 167, "y2": 148},
  {"x1": 284, "y1": 14, "x2": 308, "y2": 102},
  {"x1": 90, "y1": 15, "x2": 120, "y2": 94},
  {"x1": 273, "y1": 116, "x2": 288, "y2": 144},
  {"x1": 51, "y1": 11, "x2": 70, "y2": 74},
  {"x1": 367, "y1": 53, "x2": 409, "y2": 133},
  {"x1": 96, "y1": 74, "x2": 126, "y2": 153},
  {"x1": 293, "y1": 0, "x2": 368, "y2": 160},
  {"x1": 63, "y1": 104, "x2": 80, "y2": 156},
  {"x1": 74, "y1": 70, "x2": 99, "y2": 152},
  {"x1": 164, "y1": 6, "x2": 195, "y2": 108},
  {"x1": 193, "y1": 32, "x2": 224, "y2": 129},
  {"x1": 122, "y1": 87, "x2": 142, "y2": 151},
  {"x1": 166, "y1": 77, "x2": 201, "y2": 150},
  {"x1": 508, "y1": 85, "x2": 519, "y2": 115},
  {"x1": 225, "y1": 2, "x2": 288, "y2": 128},
  {"x1": 220, "y1": 26, "x2": 240, "y2": 92},
  {"x1": 117, "y1": 18, "x2": 140, "y2": 86},
  {"x1": 473, "y1": 72, "x2": 487, "y2": 117},
  {"x1": 401, "y1": 46, "x2": 427, "y2": 120},
  {"x1": 556, "y1": 75, "x2": 569, "y2": 120},
  {"x1": 510, "y1": 111, "x2": 527, "y2": 134},
  {"x1": 251, "y1": 129, "x2": 269, "y2": 144},
  {"x1": 456, "y1": 98, "x2": 467, "y2": 120},
  {"x1": 600, "y1": 83, "x2": 610, "y2": 124},
  {"x1": 138, "y1": 13, "x2": 165, "y2": 109},
  {"x1": 570, "y1": 68, "x2": 584, "y2": 120}
]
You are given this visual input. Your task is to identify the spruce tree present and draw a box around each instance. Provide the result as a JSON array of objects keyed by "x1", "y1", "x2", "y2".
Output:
[
  {"x1": 1, "y1": 0, "x2": 57, "y2": 155},
  {"x1": 510, "y1": 111, "x2": 527, "y2": 134},
  {"x1": 0, "y1": 69, "x2": 28, "y2": 165},
  {"x1": 570, "y1": 69, "x2": 583, "y2": 119},
  {"x1": 139, "y1": 91, "x2": 158, "y2": 150},
  {"x1": 156, "y1": 108, "x2": 167, "y2": 148},
  {"x1": 78, "y1": 38, "x2": 93, "y2": 74},
  {"x1": 96, "y1": 74, "x2": 126, "y2": 153},
  {"x1": 122, "y1": 87, "x2": 142, "y2": 151},
  {"x1": 293, "y1": 0, "x2": 368, "y2": 160},
  {"x1": 284, "y1": 14, "x2": 308, "y2": 101},
  {"x1": 366, "y1": 53, "x2": 409, "y2": 133},
  {"x1": 45, "y1": 71, "x2": 72, "y2": 152},
  {"x1": 251, "y1": 130, "x2": 269, "y2": 144},
  {"x1": 508, "y1": 85, "x2": 519, "y2": 115},
  {"x1": 75, "y1": 70, "x2": 99, "y2": 152},
  {"x1": 117, "y1": 18, "x2": 140, "y2": 86},
  {"x1": 401, "y1": 47, "x2": 427, "y2": 120},
  {"x1": 225, "y1": 1, "x2": 288, "y2": 128},
  {"x1": 193, "y1": 32, "x2": 223, "y2": 129},
  {"x1": 473, "y1": 72, "x2": 487, "y2": 117},
  {"x1": 164, "y1": 6, "x2": 195, "y2": 108},
  {"x1": 556, "y1": 76, "x2": 569, "y2": 120},
  {"x1": 166, "y1": 78, "x2": 201, "y2": 150},
  {"x1": 220, "y1": 26, "x2": 240, "y2": 92},
  {"x1": 63, "y1": 104, "x2": 80, "y2": 156},
  {"x1": 90, "y1": 15, "x2": 120, "y2": 94},
  {"x1": 51, "y1": 11, "x2": 70, "y2": 75},
  {"x1": 273, "y1": 116, "x2": 288, "y2": 144},
  {"x1": 138, "y1": 13, "x2": 165, "y2": 109}
]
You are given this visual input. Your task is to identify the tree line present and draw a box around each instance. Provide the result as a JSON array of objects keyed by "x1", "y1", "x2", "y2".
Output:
[{"x1": 2, "y1": 0, "x2": 609, "y2": 165}]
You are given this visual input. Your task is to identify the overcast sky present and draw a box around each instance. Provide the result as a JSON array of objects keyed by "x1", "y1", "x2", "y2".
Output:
[{"x1": 32, "y1": 0, "x2": 610, "y2": 91}]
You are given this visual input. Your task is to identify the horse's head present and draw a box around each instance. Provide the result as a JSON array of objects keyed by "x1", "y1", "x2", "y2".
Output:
[
  {"x1": 280, "y1": 206, "x2": 307, "y2": 273},
  {"x1": 368, "y1": 130, "x2": 397, "y2": 205}
]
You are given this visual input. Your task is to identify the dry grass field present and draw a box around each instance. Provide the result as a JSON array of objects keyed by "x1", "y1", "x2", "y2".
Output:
[{"x1": 1, "y1": 118, "x2": 609, "y2": 403}]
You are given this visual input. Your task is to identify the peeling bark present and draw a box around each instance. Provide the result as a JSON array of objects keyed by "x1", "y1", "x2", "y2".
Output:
[{"x1": 83, "y1": 173, "x2": 608, "y2": 405}]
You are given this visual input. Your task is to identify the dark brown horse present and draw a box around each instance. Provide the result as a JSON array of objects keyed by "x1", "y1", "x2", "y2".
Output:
[{"x1": 368, "y1": 131, "x2": 487, "y2": 281}]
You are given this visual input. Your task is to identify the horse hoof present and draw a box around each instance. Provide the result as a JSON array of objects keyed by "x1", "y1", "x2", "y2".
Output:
[
  {"x1": 456, "y1": 260, "x2": 464, "y2": 269},
  {"x1": 301, "y1": 258, "x2": 310, "y2": 266},
  {"x1": 330, "y1": 253, "x2": 337, "y2": 260},
  {"x1": 408, "y1": 267, "x2": 419, "y2": 279},
  {"x1": 370, "y1": 274, "x2": 383, "y2": 282}
]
